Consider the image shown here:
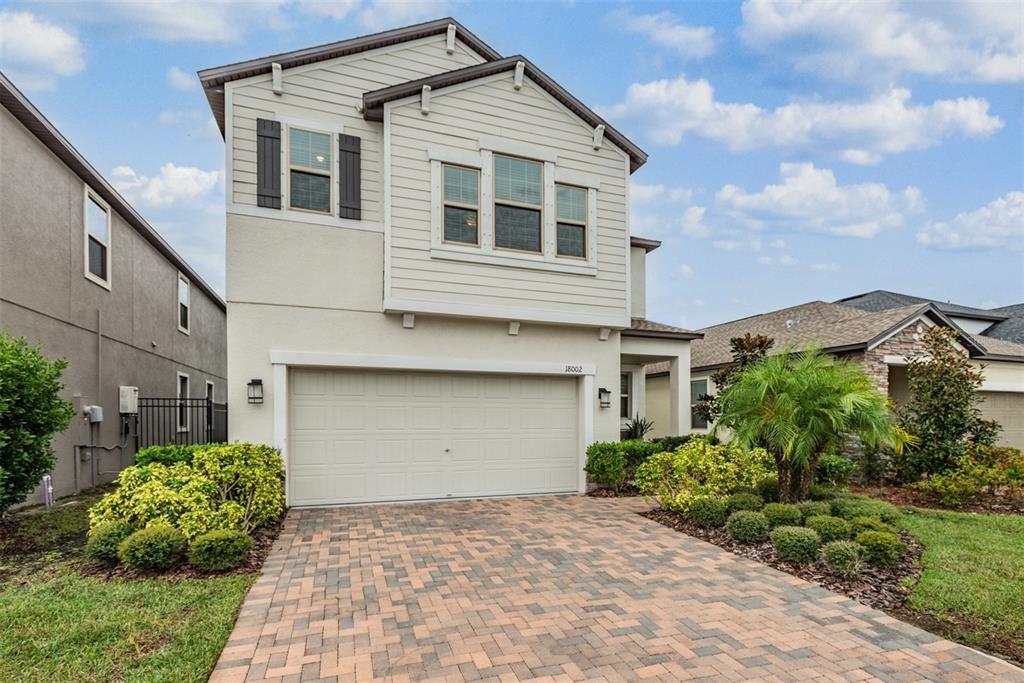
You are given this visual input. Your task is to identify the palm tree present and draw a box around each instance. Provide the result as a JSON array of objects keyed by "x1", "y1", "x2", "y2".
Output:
[{"x1": 714, "y1": 347, "x2": 900, "y2": 502}]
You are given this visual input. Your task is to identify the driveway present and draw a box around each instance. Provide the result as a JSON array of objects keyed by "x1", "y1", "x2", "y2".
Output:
[{"x1": 210, "y1": 496, "x2": 1022, "y2": 682}]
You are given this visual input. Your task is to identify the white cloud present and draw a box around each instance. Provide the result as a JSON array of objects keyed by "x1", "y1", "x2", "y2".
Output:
[
  {"x1": 713, "y1": 236, "x2": 762, "y2": 252},
  {"x1": 715, "y1": 162, "x2": 920, "y2": 238},
  {"x1": 811, "y1": 262, "x2": 841, "y2": 271},
  {"x1": 87, "y1": 1, "x2": 288, "y2": 43},
  {"x1": 612, "y1": 9, "x2": 715, "y2": 59},
  {"x1": 629, "y1": 182, "x2": 697, "y2": 237},
  {"x1": 756, "y1": 254, "x2": 797, "y2": 266},
  {"x1": 680, "y1": 206, "x2": 710, "y2": 238},
  {"x1": 677, "y1": 263, "x2": 695, "y2": 278},
  {"x1": 166, "y1": 66, "x2": 197, "y2": 91},
  {"x1": 0, "y1": 10, "x2": 84, "y2": 90},
  {"x1": 602, "y1": 78, "x2": 1002, "y2": 161},
  {"x1": 297, "y1": 0, "x2": 361, "y2": 19},
  {"x1": 917, "y1": 191, "x2": 1024, "y2": 251},
  {"x1": 357, "y1": 0, "x2": 452, "y2": 30},
  {"x1": 740, "y1": 0, "x2": 1023, "y2": 83},
  {"x1": 112, "y1": 163, "x2": 222, "y2": 208},
  {"x1": 769, "y1": 239, "x2": 786, "y2": 248}
]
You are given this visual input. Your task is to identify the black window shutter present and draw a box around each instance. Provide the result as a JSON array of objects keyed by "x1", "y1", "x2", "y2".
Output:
[
  {"x1": 338, "y1": 133, "x2": 361, "y2": 220},
  {"x1": 256, "y1": 119, "x2": 281, "y2": 209}
]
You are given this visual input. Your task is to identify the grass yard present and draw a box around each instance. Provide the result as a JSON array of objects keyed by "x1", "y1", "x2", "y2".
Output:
[
  {"x1": 0, "y1": 488, "x2": 255, "y2": 683},
  {"x1": 899, "y1": 506, "x2": 1024, "y2": 663}
]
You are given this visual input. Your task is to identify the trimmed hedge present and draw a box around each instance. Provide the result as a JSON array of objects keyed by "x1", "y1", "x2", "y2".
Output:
[
  {"x1": 689, "y1": 497, "x2": 729, "y2": 528},
  {"x1": 850, "y1": 515, "x2": 897, "y2": 536},
  {"x1": 798, "y1": 501, "x2": 831, "y2": 519},
  {"x1": 85, "y1": 521, "x2": 133, "y2": 566},
  {"x1": 856, "y1": 530, "x2": 906, "y2": 568},
  {"x1": 189, "y1": 529, "x2": 252, "y2": 571},
  {"x1": 584, "y1": 442, "x2": 628, "y2": 491},
  {"x1": 815, "y1": 453, "x2": 854, "y2": 486},
  {"x1": 807, "y1": 484, "x2": 839, "y2": 501},
  {"x1": 804, "y1": 515, "x2": 851, "y2": 543},
  {"x1": 134, "y1": 443, "x2": 216, "y2": 467},
  {"x1": 762, "y1": 503, "x2": 802, "y2": 528},
  {"x1": 771, "y1": 526, "x2": 820, "y2": 564},
  {"x1": 830, "y1": 496, "x2": 900, "y2": 525},
  {"x1": 727, "y1": 510, "x2": 770, "y2": 543},
  {"x1": 118, "y1": 525, "x2": 186, "y2": 571},
  {"x1": 755, "y1": 477, "x2": 780, "y2": 503},
  {"x1": 822, "y1": 540, "x2": 865, "y2": 577},
  {"x1": 726, "y1": 492, "x2": 764, "y2": 513}
]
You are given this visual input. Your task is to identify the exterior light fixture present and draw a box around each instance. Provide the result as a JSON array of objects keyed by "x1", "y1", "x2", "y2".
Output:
[
  {"x1": 598, "y1": 387, "x2": 611, "y2": 408},
  {"x1": 247, "y1": 379, "x2": 264, "y2": 405}
]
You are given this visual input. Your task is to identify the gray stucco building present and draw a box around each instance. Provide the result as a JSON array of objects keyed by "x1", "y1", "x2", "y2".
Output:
[{"x1": 1, "y1": 72, "x2": 227, "y2": 504}]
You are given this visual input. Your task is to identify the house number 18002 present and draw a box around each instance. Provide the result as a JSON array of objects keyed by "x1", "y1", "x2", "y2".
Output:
[{"x1": 564, "y1": 365, "x2": 584, "y2": 374}]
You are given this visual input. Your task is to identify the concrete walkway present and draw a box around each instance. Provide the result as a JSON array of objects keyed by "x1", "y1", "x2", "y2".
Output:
[{"x1": 209, "y1": 495, "x2": 1023, "y2": 682}]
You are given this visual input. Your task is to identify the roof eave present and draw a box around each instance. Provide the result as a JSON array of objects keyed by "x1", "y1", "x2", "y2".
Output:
[{"x1": 622, "y1": 329, "x2": 703, "y2": 341}]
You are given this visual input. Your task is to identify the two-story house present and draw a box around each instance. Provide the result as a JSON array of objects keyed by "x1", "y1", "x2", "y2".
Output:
[
  {"x1": 199, "y1": 18, "x2": 700, "y2": 507},
  {"x1": 0, "y1": 73, "x2": 227, "y2": 504}
]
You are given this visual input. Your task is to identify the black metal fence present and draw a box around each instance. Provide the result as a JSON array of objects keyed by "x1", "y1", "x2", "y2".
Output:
[{"x1": 137, "y1": 398, "x2": 228, "y2": 449}]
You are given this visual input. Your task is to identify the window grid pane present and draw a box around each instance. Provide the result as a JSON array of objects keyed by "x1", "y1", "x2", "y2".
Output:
[
  {"x1": 691, "y1": 380, "x2": 708, "y2": 429},
  {"x1": 443, "y1": 165, "x2": 478, "y2": 206},
  {"x1": 87, "y1": 197, "x2": 108, "y2": 242},
  {"x1": 88, "y1": 236, "x2": 106, "y2": 279},
  {"x1": 556, "y1": 185, "x2": 586, "y2": 222},
  {"x1": 443, "y1": 206, "x2": 478, "y2": 244},
  {"x1": 290, "y1": 128, "x2": 331, "y2": 171},
  {"x1": 494, "y1": 156, "x2": 542, "y2": 206},
  {"x1": 290, "y1": 170, "x2": 331, "y2": 212},
  {"x1": 178, "y1": 278, "x2": 189, "y2": 306},
  {"x1": 494, "y1": 205, "x2": 541, "y2": 252},
  {"x1": 180, "y1": 303, "x2": 189, "y2": 330},
  {"x1": 556, "y1": 223, "x2": 585, "y2": 258}
]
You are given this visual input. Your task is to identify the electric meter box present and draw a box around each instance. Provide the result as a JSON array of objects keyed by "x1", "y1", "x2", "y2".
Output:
[{"x1": 119, "y1": 386, "x2": 139, "y2": 414}]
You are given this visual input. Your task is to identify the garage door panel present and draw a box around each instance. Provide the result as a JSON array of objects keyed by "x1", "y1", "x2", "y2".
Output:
[{"x1": 289, "y1": 368, "x2": 579, "y2": 506}]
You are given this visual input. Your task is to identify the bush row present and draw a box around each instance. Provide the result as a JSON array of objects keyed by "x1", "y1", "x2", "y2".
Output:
[{"x1": 87, "y1": 522, "x2": 252, "y2": 572}]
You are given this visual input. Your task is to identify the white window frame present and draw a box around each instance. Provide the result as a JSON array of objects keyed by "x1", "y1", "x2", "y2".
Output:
[
  {"x1": 176, "y1": 372, "x2": 190, "y2": 432},
  {"x1": 492, "y1": 153, "x2": 545, "y2": 255},
  {"x1": 554, "y1": 183, "x2": 587, "y2": 260},
  {"x1": 83, "y1": 187, "x2": 112, "y2": 290},
  {"x1": 205, "y1": 380, "x2": 215, "y2": 402},
  {"x1": 286, "y1": 124, "x2": 333, "y2": 216},
  {"x1": 691, "y1": 379, "x2": 709, "y2": 430},
  {"x1": 440, "y1": 163, "x2": 481, "y2": 247},
  {"x1": 177, "y1": 273, "x2": 191, "y2": 335}
]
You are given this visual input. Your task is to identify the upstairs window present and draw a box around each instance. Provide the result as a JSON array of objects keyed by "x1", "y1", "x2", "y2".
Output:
[
  {"x1": 177, "y1": 274, "x2": 190, "y2": 334},
  {"x1": 691, "y1": 379, "x2": 708, "y2": 429},
  {"x1": 494, "y1": 155, "x2": 542, "y2": 253},
  {"x1": 555, "y1": 184, "x2": 586, "y2": 258},
  {"x1": 85, "y1": 192, "x2": 110, "y2": 286},
  {"x1": 288, "y1": 127, "x2": 331, "y2": 214},
  {"x1": 442, "y1": 164, "x2": 479, "y2": 245}
]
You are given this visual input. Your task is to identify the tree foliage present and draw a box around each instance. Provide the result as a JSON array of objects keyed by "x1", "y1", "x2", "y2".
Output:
[
  {"x1": 693, "y1": 334, "x2": 774, "y2": 424},
  {"x1": 715, "y1": 348, "x2": 899, "y2": 502},
  {"x1": 895, "y1": 326, "x2": 999, "y2": 480},
  {"x1": 0, "y1": 333, "x2": 75, "y2": 512}
]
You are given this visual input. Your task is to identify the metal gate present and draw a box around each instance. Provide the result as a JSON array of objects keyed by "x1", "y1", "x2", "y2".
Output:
[{"x1": 137, "y1": 398, "x2": 228, "y2": 449}]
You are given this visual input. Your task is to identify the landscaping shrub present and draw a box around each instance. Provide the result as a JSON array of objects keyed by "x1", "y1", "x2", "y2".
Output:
[
  {"x1": 0, "y1": 333, "x2": 76, "y2": 513},
  {"x1": 726, "y1": 492, "x2": 764, "y2": 513},
  {"x1": 771, "y1": 526, "x2": 820, "y2": 564},
  {"x1": 634, "y1": 437, "x2": 773, "y2": 512},
  {"x1": 910, "y1": 446, "x2": 1024, "y2": 506},
  {"x1": 618, "y1": 440, "x2": 661, "y2": 470},
  {"x1": 804, "y1": 515, "x2": 851, "y2": 543},
  {"x1": 649, "y1": 435, "x2": 693, "y2": 452},
  {"x1": 118, "y1": 525, "x2": 186, "y2": 571},
  {"x1": 730, "y1": 485, "x2": 758, "y2": 495},
  {"x1": 830, "y1": 496, "x2": 900, "y2": 525},
  {"x1": 797, "y1": 501, "x2": 831, "y2": 519},
  {"x1": 585, "y1": 442, "x2": 628, "y2": 491},
  {"x1": 189, "y1": 529, "x2": 252, "y2": 571},
  {"x1": 135, "y1": 444, "x2": 216, "y2": 467},
  {"x1": 688, "y1": 496, "x2": 729, "y2": 528},
  {"x1": 89, "y1": 442, "x2": 284, "y2": 540},
  {"x1": 623, "y1": 416, "x2": 654, "y2": 441},
  {"x1": 755, "y1": 477, "x2": 780, "y2": 503},
  {"x1": 762, "y1": 503, "x2": 802, "y2": 528},
  {"x1": 850, "y1": 515, "x2": 896, "y2": 536},
  {"x1": 85, "y1": 521, "x2": 133, "y2": 566},
  {"x1": 727, "y1": 510, "x2": 770, "y2": 543},
  {"x1": 807, "y1": 484, "x2": 839, "y2": 501},
  {"x1": 855, "y1": 530, "x2": 906, "y2": 568},
  {"x1": 822, "y1": 540, "x2": 865, "y2": 578},
  {"x1": 815, "y1": 453, "x2": 854, "y2": 487}
]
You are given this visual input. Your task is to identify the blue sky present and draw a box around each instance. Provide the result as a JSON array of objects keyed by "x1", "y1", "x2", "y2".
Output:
[{"x1": 2, "y1": 0, "x2": 1021, "y2": 329}]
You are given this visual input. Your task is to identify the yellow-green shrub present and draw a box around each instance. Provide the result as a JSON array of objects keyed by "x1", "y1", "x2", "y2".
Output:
[{"x1": 634, "y1": 437, "x2": 773, "y2": 512}]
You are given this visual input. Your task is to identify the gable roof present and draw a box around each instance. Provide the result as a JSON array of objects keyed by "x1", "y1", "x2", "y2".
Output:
[
  {"x1": 197, "y1": 18, "x2": 502, "y2": 137},
  {"x1": 0, "y1": 71, "x2": 225, "y2": 311},
  {"x1": 624, "y1": 318, "x2": 702, "y2": 341},
  {"x1": 836, "y1": 289, "x2": 1008, "y2": 322},
  {"x1": 361, "y1": 55, "x2": 647, "y2": 171},
  {"x1": 983, "y1": 304, "x2": 1024, "y2": 344}
]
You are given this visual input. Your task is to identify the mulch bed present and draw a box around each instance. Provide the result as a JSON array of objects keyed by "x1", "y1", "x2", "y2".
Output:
[
  {"x1": 850, "y1": 485, "x2": 1024, "y2": 515},
  {"x1": 586, "y1": 485, "x2": 641, "y2": 498},
  {"x1": 641, "y1": 509, "x2": 923, "y2": 614}
]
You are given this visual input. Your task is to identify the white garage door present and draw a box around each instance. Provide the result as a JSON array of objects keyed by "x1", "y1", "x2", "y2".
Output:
[
  {"x1": 979, "y1": 391, "x2": 1024, "y2": 451},
  {"x1": 288, "y1": 368, "x2": 580, "y2": 506}
]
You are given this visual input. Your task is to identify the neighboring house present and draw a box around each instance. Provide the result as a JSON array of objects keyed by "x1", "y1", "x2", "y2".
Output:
[
  {"x1": 199, "y1": 18, "x2": 700, "y2": 507},
  {"x1": 646, "y1": 294, "x2": 1024, "y2": 449},
  {"x1": 0, "y1": 73, "x2": 227, "y2": 504}
]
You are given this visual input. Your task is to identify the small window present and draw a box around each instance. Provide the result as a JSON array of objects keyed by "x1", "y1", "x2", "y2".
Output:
[
  {"x1": 177, "y1": 274, "x2": 190, "y2": 333},
  {"x1": 620, "y1": 372, "x2": 632, "y2": 420},
  {"x1": 205, "y1": 380, "x2": 215, "y2": 402},
  {"x1": 442, "y1": 164, "x2": 479, "y2": 245},
  {"x1": 177, "y1": 373, "x2": 190, "y2": 432},
  {"x1": 556, "y1": 184, "x2": 586, "y2": 258},
  {"x1": 85, "y1": 193, "x2": 110, "y2": 286},
  {"x1": 494, "y1": 155, "x2": 543, "y2": 253},
  {"x1": 691, "y1": 379, "x2": 708, "y2": 429},
  {"x1": 289, "y1": 127, "x2": 331, "y2": 214}
]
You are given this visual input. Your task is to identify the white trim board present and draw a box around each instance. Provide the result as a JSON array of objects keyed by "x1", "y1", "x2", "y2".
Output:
[
  {"x1": 383, "y1": 296, "x2": 629, "y2": 328},
  {"x1": 269, "y1": 351, "x2": 596, "y2": 376}
]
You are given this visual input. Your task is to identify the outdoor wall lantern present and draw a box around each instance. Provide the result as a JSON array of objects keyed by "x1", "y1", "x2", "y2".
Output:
[
  {"x1": 247, "y1": 379, "x2": 264, "y2": 405},
  {"x1": 598, "y1": 387, "x2": 611, "y2": 409}
]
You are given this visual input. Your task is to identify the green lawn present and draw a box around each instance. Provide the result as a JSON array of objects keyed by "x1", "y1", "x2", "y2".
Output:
[
  {"x1": 899, "y1": 506, "x2": 1024, "y2": 660},
  {"x1": 0, "y1": 489, "x2": 254, "y2": 683}
]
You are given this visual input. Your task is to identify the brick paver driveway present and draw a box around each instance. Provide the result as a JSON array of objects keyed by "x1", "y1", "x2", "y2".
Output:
[{"x1": 210, "y1": 496, "x2": 1022, "y2": 682}]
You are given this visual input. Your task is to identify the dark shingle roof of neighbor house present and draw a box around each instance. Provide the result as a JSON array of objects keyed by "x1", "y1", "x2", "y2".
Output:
[
  {"x1": 0, "y1": 71, "x2": 226, "y2": 311},
  {"x1": 360, "y1": 55, "x2": 647, "y2": 171},
  {"x1": 624, "y1": 319, "x2": 702, "y2": 341},
  {"x1": 646, "y1": 298, "x2": 1024, "y2": 375},
  {"x1": 984, "y1": 303, "x2": 1024, "y2": 344},
  {"x1": 836, "y1": 289, "x2": 1009, "y2": 321}
]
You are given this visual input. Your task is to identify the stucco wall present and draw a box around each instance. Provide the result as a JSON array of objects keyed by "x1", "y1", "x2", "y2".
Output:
[{"x1": 0, "y1": 106, "x2": 226, "y2": 503}]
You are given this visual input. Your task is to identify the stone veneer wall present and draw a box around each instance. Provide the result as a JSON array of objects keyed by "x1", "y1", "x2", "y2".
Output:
[{"x1": 859, "y1": 320, "x2": 933, "y2": 395}]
